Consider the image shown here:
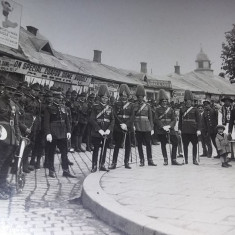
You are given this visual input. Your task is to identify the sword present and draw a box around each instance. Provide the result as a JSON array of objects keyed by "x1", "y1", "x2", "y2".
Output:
[
  {"x1": 122, "y1": 131, "x2": 127, "y2": 149},
  {"x1": 167, "y1": 131, "x2": 172, "y2": 159},
  {"x1": 133, "y1": 130, "x2": 138, "y2": 165},
  {"x1": 99, "y1": 135, "x2": 107, "y2": 170}
]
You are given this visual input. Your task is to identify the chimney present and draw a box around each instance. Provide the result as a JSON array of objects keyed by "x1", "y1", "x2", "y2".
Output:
[
  {"x1": 93, "y1": 50, "x2": 102, "y2": 63},
  {"x1": 174, "y1": 61, "x2": 180, "y2": 75},
  {"x1": 26, "y1": 26, "x2": 38, "y2": 36},
  {"x1": 140, "y1": 62, "x2": 147, "y2": 73}
]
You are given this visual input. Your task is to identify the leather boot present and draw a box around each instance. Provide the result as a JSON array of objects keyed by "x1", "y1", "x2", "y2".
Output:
[
  {"x1": 35, "y1": 157, "x2": 41, "y2": 169},
  {"x1": 91, "y1": 165, "x2": 97, "y2": 173},
  {"x1": 125, "y1": 163, "x2": 131, "y2": 169},
  {"x1": 108, "y1": 163, "x2": 116, "y2": 170},
  {"x1": 193, "y1": 159, "x2": 199, "y2": 165},
  {"x1": 148, "y1": 160, "x2": 157, "y2": 166},
  {"x1": 163, "y1": 158, "x2": 168, "y2": 166},
  {"x1": 99, "y1": 165, "x2": 109, "y2": 172},
  {"x1": 184, "y1": 156, "x2": 188, "y2": 164},
  {"x1": 63, "y1": 170, "x2": 77, "y2": 178},
  {"x1": 139, "y1": 159, "x2": 145, "y2": 167},
  {"x1": 171, "y1": 159, "x2": 182, "y2": 165},
  {"x1": 49, "y1": 170, "x2": 56, "y2": 178}
]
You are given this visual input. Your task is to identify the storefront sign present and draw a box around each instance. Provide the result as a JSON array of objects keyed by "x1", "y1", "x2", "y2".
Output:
[
  {"x1": 0, "y1": 57, "x2": 92, "y2": 86},
  {"x1": 0, "y1": 0, "x2": 22, "y2": 49},
  {"x1": 147, "y1": 79, "x2": 172, "y2": 89}
]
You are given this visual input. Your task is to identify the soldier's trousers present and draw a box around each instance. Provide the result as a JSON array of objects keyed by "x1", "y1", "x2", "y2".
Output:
[
  {"x1": 91, "y1": 136, "x2": 109, "y2": 167},
  {"x1": 47, "y1": 138, "x2": 69, "y2": 172},
  {"x1": 0, "y1": 143, "x2": 15, "y2": 189},
  {"x1": 158, "y1": 134, "x2": 178, "y2": 161},
  {"x1": 112, "y1": 131, "x2": 131, "y2": 164},
  {"x1": 135, "y1": 131, "x2": 152, "y2": 162},
  {"x1": 181, "y1": 133, "x2": 198, "y2": 161}
]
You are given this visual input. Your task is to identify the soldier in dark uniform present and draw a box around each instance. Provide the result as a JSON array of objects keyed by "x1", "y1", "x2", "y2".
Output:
[
  {"x1": 44, "y1": 88, "x2": 76, "y2": 178},
  {"x1": 85, "y1": 93, "x2": 95, "y2": 152},
  {"x1": 202, "y1": 100, "x2": 218, "y2": 158},
  {"x1": 178, "y1": 90, "x2": 201, "y2": 165},
  {"x1": 90, "y1": 85, "x2": 115, "y2": 172},
  {"x1": 154, "y1": 89, "x2": 181, "y2": 166},
  {"x1": 131, "y1": 85, "x2": 156, "y2": 167},
  {"x1": 70, "y1": 90, "x2": 79, "y2": 152},
  {"x1": 25, "y1": 83, "x2": 42, "y2": 170},
  {"x1": 109, "y1": 84, "x2": 133, "y2": 170},
  {"x1": 0, "y1": 79, "x2": 21, "y2": 199},
  {"x1": 74, "y1": 92, "x2": 88, "y2": 152}
]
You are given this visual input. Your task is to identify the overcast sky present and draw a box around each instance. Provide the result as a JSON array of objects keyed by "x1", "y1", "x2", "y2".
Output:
[{"x1": 16, "y1": 0, "x2": 235, "y2": 76}]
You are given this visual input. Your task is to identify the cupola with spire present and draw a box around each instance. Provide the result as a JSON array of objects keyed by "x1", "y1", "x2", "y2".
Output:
[{"x1": 194, "y1": 48, "x2": 213, "y2": 73}]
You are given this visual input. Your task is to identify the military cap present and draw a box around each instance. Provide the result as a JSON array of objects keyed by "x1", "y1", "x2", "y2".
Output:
[
  {"x1": 184, "y1": 90, "x2": 194, "y2": 101},
  {"x1": 216, "y1": 125, "x2": 225, "y2": 131},
  {"x1": 66, "y1": 89, "x2": 71, "y2": 96},
  {"x1": 98, "y1": 84, "x2": 110, "y2": 97},
  {"x1": 71, "y1": 90, "x2": 77, "y2": 95},
  {"x1": 221, "y1": 96, "x2": 233, "y2": 103},
  {"x1": 135, "y1": 85, "x2": 145, "y2": 97},
  {"x1": 119, "y1": 84, "x2": 130, "y2": 97},
  {"x1": 45, "y1": 90, "x2": 53, "y2": 98},
  {"x1": 52, "y1": 87, "x2": 62, "y2": 98},
  {"x1": 88, "y1": 93, "x2": 95, "y2": 98},
  {"x1": 203, "y1": 99, "x2": 211, "y2": 105},
  {"x1": 158, "y1": 89, "x2": 168, "y2": 101},
  {"x1": 30, "y1": 82, "x2": 41, "y2": 91},
  {"x1": 79, "y1": 92, "x2": 86, "y2": 97}
]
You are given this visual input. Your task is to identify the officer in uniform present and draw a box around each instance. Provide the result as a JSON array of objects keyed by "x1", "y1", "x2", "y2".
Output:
[
  {"x1": 75, "y1": 92, "x2": 88, "y2": 152},
  {"x1": 154, "y1": 89, "x2": 181, "y2": 166},
  {"x1": 202, "y1": 99, "x2": 218, "y2": 158},
  {"x1": 85, "y1": 93, "x2": 95, "y2": 151},
  {"x1": 44, "y1": 88, "x2": 76, "y2": 178},
  {"x1": 90, "y1": 85, "x2": 114, "y2": 172},
  {"x1": 178, "y1": 90, "x2": 201, "y2": 165},
  {"x1": 0, "y1": 79, "x2": 21, "y2": 199},
  {"x1": 131, "y1": 85, "x2": 156, "y2": 167},
  {"x1": 25, "y1": 83, "x2": 41, "y2": 170},
  {"x1": 109, "y1": 84, "x2": 133, "y2": 170},
  {"x1": 70, "y1": 90, "x2": 79, "y2": 152}
]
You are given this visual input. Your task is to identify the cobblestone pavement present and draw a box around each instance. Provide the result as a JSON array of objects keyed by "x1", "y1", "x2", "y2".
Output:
[{"x1": 0, "y1": 148, "x2": 123, "y2": 235}]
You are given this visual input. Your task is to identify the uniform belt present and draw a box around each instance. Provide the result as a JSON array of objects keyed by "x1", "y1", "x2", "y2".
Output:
[
  {"x1": 97, "y1": 119, "x2": 110, "y2": 123},
  {"x1": 183, "y1": 119, "x2": 195, "y2": 121},
  {"x1": 135, "y1": 116, "x2": 148, "y2": 119},
  {"x1": 51, "y1": 120, "x2": 65, "y2": 123},
  {"x1": 118, "y1": 115, "x2": 130, "y2": 118}
]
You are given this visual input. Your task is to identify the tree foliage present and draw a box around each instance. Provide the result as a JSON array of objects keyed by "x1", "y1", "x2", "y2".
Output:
[{"x1": 221, "y1": 24, "x2": 235, "y2": 83}]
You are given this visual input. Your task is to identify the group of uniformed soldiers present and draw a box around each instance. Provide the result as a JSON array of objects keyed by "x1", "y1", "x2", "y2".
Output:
[{"x1": 0, "y1": 75, "x2": 234, "y2": 199}]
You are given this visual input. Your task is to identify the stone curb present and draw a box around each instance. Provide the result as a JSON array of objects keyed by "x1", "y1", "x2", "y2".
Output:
[{"x1": 82, "y1": 171, "x2": 200, "y2": 235}]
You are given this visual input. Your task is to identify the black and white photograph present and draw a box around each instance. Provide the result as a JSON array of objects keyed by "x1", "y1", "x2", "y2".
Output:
[{"x1": 0, "y1": 0, "x2": 235, "y2": 234}]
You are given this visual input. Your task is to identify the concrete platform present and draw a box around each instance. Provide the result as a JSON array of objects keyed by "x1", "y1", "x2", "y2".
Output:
[{"x1": 82, "y1": 146, "x2": 235, "y2": 235}]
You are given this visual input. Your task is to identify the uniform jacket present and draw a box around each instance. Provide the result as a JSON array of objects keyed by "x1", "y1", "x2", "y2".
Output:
[
  {"x1": 44, "y1": 102, "x2": 71, "y2": 139},
  {"x1": 215, "y1": 133, "x2": 231, "y2": 155},
  {"x1": 0, "y1": 96, "x2": 21, "y2": 145},
  {"x1": 178, "y1": 106, "x2": 200, "y2": 134},
  {"x1": 113, "y1": 100, "x2": 133, "y2": 132},
  {"x1": 78, "y1": 100, "x2": 88, "y2": 124},
  {"x1": 202, "y1": 107, "x2": 218, "y2": 134},
  {"x1": 90, "y1": 102, "x2": 114, "y2": 138},
  {"x1": 222, "y1": 105, "x2": 232, "y2": 125},
  {"x1": 70, "y1": 100, "x2": 80, "y2": 123},
  {"x1": 131, "y1": 101, "x2": 153, "y2": 132},
  {"x1": 228, "y1": 108, "x2": 235, "y2": 134},
  {"x1": 154, "y1": 105, "x2": 176, "y2": 135}
]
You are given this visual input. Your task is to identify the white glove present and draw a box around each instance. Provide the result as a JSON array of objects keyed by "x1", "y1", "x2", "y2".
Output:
[
  {"x1": 98, "y1": 129, "x2": 105, "y2": 136},
  {"x1": 120, "y1": 123, "x2": 127, "y2": 131},
  {"x1": 197, "y1": 130, "x2": 201, "y2": 136},
  {"x1": 163, "y1": 125, "x2": 171, "y2": 132},
  {"x1": 46, "y1": 134, "x2": 52, "y2": 142},
  {"x1": 178, "y1": 130, "x2": 181, "y2": 135},
  {"x1": 133, "y1": 126, "x2": 136, "y2": 131},
  {"x1": 104, "y1": 129, "x2": 111, "y2": 135},
  {"x1": 151, "y1": 130, "x2": 154, "y2": 135},
  {"x1": 67, "y1": 132, "x2": 71, "y2": 140}
]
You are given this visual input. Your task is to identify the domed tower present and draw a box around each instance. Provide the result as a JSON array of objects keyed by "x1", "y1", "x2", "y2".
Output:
[{"x1": 195, "y1": 48, "x2": 213, "y2": 73}]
